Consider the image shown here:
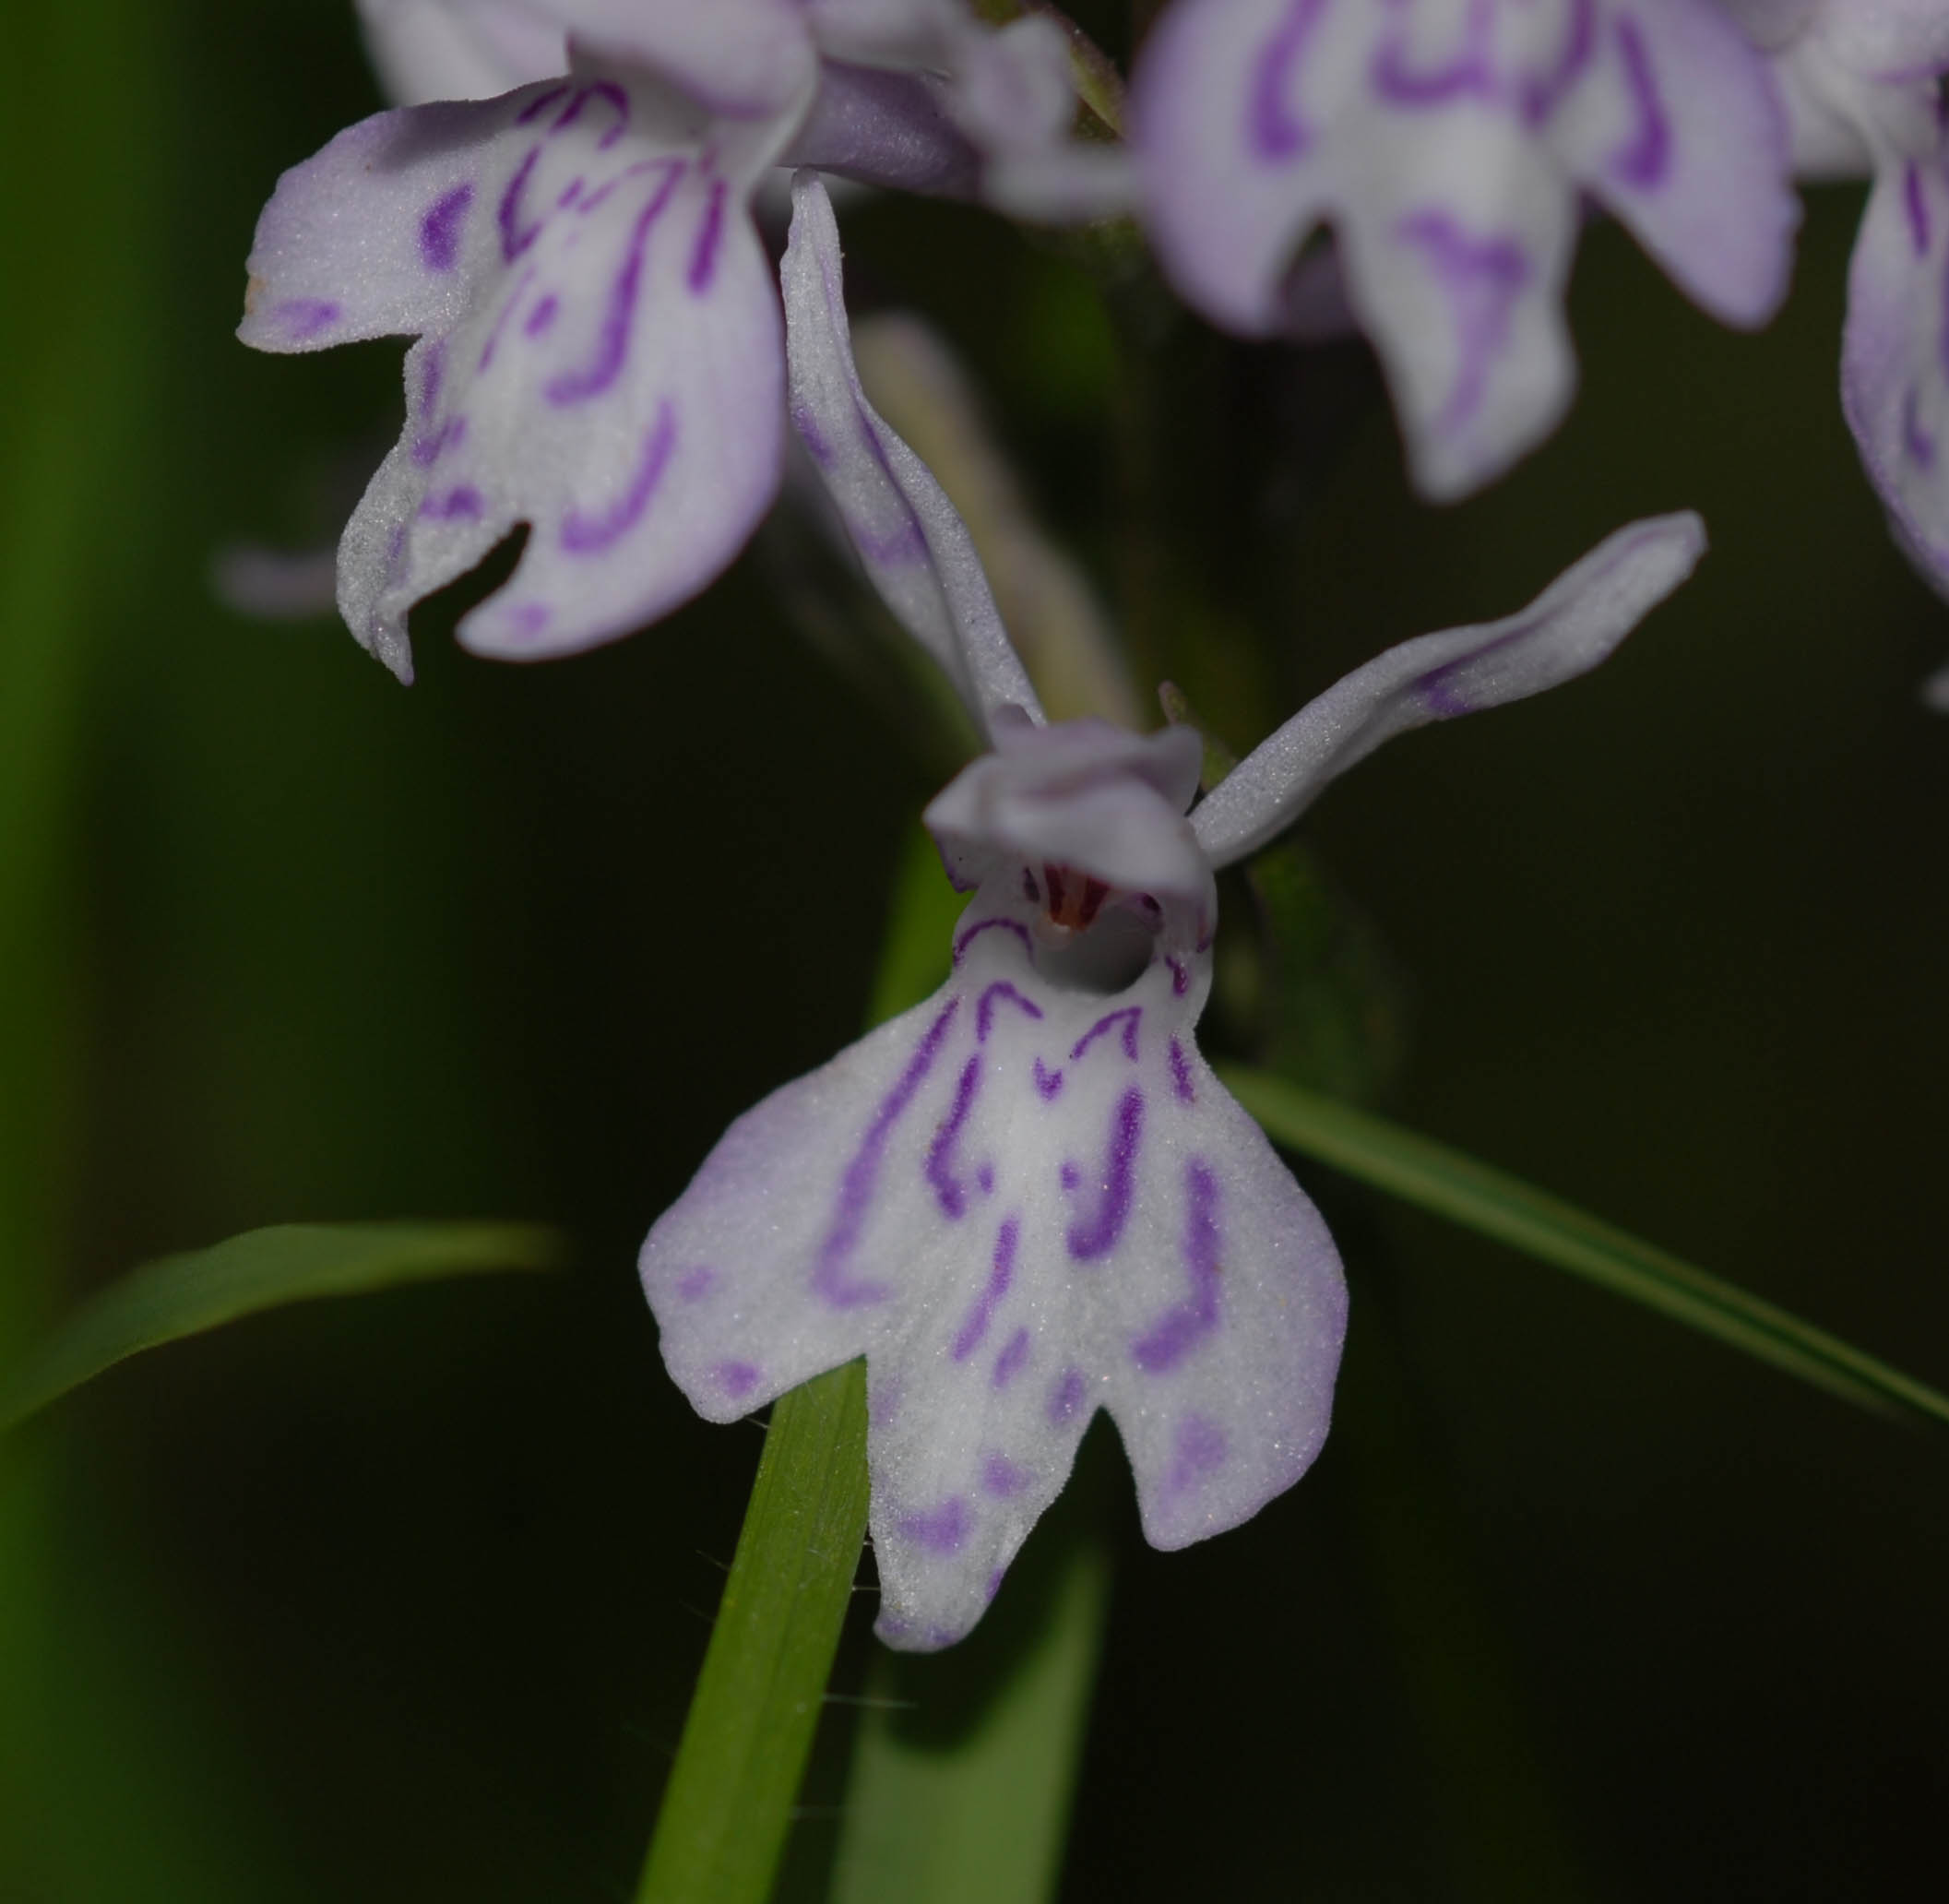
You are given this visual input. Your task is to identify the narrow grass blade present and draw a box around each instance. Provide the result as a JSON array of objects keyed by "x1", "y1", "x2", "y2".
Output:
[
  {"x1": 635, "y1": 1359, "x2": 872, "y2": 1904},
  {"x1": 1221, "y1": 1066, "x2": 1949, "y2": 1433},
  {"x1": 0, "y1": 1221, "x2": 564, "y2": 1433}
]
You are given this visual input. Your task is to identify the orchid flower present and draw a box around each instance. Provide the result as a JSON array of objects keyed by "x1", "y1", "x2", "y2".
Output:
[
  {"x1": 1128, "y1": 0, "x2": 1800, "y2": 500},
  {"x1": 238, "y1": 0, "x2": 1113, "y2": 682},
  {"x1": 637, "y1": 172, "x2": 1707, "y2": 1651},
  {"x1": 1726, "y1": 0, "x2": 1949, "y2": 685}
]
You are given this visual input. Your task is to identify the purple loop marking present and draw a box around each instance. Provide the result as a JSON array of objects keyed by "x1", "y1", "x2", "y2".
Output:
[
  {"x1": 1132, "y1": 1160, "x2": 1222, "y2": 1373},
  {"x1": 954, "y1": 917, "x2": 1035, "y2": 968},
  {"x1": 898, "y1": 1496, "x2": 973, "y2": 1556},
  {"x1": 1517, "y1": 0, "x2": 1597, "y2": 125},
  {"x1": 992, "y1": 1327, "x2": 1032, "y2": 1390},
  {"x1": 1070, "y1": 1006, "x2": 1141, "y2": 1065},
  {"x1": 419, "y1": 182, "x2": 474, "y2": 272},
  {"x1": 977, "y1": 982, "x2": 1044, "y2": 1042},
  {"x1": 1065, "y1": 1089, "x2": 1145, "y2": 1261},
  {"x1": 1250, "y1": 0, "x2": 1329, "y2": 161},
  {"x1": 1608, "y1": 17, "x2": 1670, "y2": 190},
  {"x1": 814, "y1": 998, "x2": 960, "y2": 1309},
  {"x1": 1032, "y1": 1059, "x2": 1064, "y2": 1101},
  {"x1": 1372, "y1": 0, "x2": 1494, "y2": 108},
  {"x1": 497, "y1": 145, "x2": 545, "y2": 261},
  {"x1": 515, "y1": 84, "x2": 571, "y2": 125},
  {"x1": 553, "y1": 81, "x2": 630, "y2": 149},
  {"x1": 545, "y1": 161, "x2": 686, "y2": 406},
  {"x1": 1395, "y1": 209, "x2": 1529, "y2": 436},
  {"x1": 560, "y1": 401, "x2": 677, "y2": 553},
  {"x1": 953, "y1": 1216, "x2": 1019, "y2": 1362},
  {"x1": 925, "y1": 1055, "x2": 983, "y2": 1220}
]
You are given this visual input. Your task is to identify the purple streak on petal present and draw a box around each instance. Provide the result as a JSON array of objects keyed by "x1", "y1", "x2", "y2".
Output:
[
  {"x1": 1905, "y1": 387, "x2": 1936, "y2": 470},
  {"x1": 982, "y1": 1452, "x2": 1030, "y2": 1499},
  {"x1": 516, "y1": 84, "x2": 571, "y2": 125},
  {"x1": 1165, "y1": 1413, "x2": 1229, "y2": 1493},
  {"x1": 689, "y1": 176, "x2": 730, "y2": 294},
  {"x1": 976, "y1": 982, "x2": 1044, "y2": 1042},
  {"x1": 1165, "y1": 957, "x2": 1189, "y2": 997},
  {"x1": 814, "y1": 999, "x2": 960, "y2": 1309},
  {"x1": 1518, "y1": 0, "x2": 1596, "y2": 124},
  {"x1": 1132, "y1": 1160, "x2": 1222, "y2": 1373},
  {"x1": 715, "y1": 1359, "x2": 762, "y2": 1399},
  {"x1": 1070, "y1": 1006, "x2": 1141, "y2": 1065},
  {"x1": 553, "y1": 80, "x2": 629, "y2": 150},
  {"x1": 418, "y1": 339, "x2": 446, "y2": 416},
  {"x1": 954, "y1": 918, "x2": 1035, "y2": 968},
  {"x1": 498, "y1": 144, "x2": 545, "y2": 261},
  {"x1": 993, "y1": 1327, "x2": 1032, "y2": 1389},
  {"x1": 545, "y1": 163, "x2": 686, "y2": 406},
  {"x1": 977, "y1": 1161, "x2": 994, "y2": 1195},
  {"x1": 898, "y1": 1496, "x2": 973, "y2": 1555},
  {"x1": 1168, "y1": 1037, "x2": 1195, "y2": 1104},
  {"x1": 953, "y1": 1215, "x2": 1020, "y2": 1361},
  {"x1": 1033, "y1": 1059, "x2": 1064, "y2": 1101},
  {"x1": 559, "y1": 401, "x2": 677, "y2": 553},
  {"x1": 1396, "y1": 211, "x2": 1528, "y2": 435},
  {"x1": 1414, "y1": 613, "x2": 1542, "y2": 716},
  {"x1": 1372, "y1": 0, "x2": 1494, "y2": 106},
  {"x1": 925, "y1": 1055, "x2": 983, "y2": 1220},
  {"x1": 420, "y1": 484, "x2": 484, "y2": 520},
  {"x1": 556, "y1": 177, "x2": 585, "y2": 209},
  {"x1": 1906, "y1": 163, "x2": 1931, "y2": 258},
  {"x1": 1609, "y1": 17, "x2": 1670, "y2": 190},
  {"x1": 1047, "y1": 1366, "x2": 1087, "y2": 1424},
  {"x1": 525, "y1": 293, "x2": 559, "y2": 337},
  {"x1": 274, "y1": 297, "x2": 340, "y2": 339},
  {"x1": 675, "y1": 1266, "x2": 716, "y2": 1302},
  {"x1": 419, "y1": 182, "x2": 474, "y2": 272},
  {"x1": 791, "y1": 400, "x2": 836, "y2": 466},
  {"x1": 1066, "y1": 1088, "x2": 1144, "y2": 1262},
  {"x1": 1250, "y1": 0, "x2": 1329, "y2": 160},
  {"x1": 476, "y1": 264, "x2": 537, "y2": 374}
]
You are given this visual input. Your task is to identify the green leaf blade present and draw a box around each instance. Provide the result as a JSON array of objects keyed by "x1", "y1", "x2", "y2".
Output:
[
  {"x1": 1221, "y1": 1066, "x2": 1949, "y2": 1434},
  {"x1": 0, "y1": 1220, "x2": 564, "y2": 1433}
]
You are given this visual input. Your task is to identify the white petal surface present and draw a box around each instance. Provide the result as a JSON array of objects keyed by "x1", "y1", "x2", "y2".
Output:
[
  {"x1": 356, "y1": 0, "x2": 567, "y2": 105},
  {"x1": 1191, "y1": 512, "x2": 1706, "y2": 866},
  {"x1": 641, "y1": 876, "x2": 1345, "y2": 1648},
  {"x1": 241, "y1": 73, "x2": 789, "y2": 680},
  {"x1": 781, "y1": 171, "x2": 1044, "y2": 734}
]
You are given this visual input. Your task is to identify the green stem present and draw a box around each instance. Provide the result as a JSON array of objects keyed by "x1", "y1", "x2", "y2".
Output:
[{"x1": 636, "y1": 1359, "x2": 872, "y2": 1904}]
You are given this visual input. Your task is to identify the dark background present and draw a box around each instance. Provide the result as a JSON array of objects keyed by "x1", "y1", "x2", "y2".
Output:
[{"x1": 4, "y1": 1, "x2": 1945, "y2": 1898}]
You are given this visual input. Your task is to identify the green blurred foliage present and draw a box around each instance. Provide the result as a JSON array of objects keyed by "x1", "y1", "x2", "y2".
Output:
[{"x1": 1, "y1": 2, "x2": 1944, "y2": 1900}]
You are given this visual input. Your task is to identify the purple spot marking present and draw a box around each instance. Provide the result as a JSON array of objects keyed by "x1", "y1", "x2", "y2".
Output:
[
  {"x1": 953, "y1": 1217, "x2": 1019, "y2": 1361},
  {"x1": 898, "y1": 1497, "x2": 972, "y2": 1556},
  {"x1": 1071, "y1": 1006, "x2": 1141, "y2": 1065},
  {"x1": 419, "y1": 182, "x2": 473, "y2": 272},
  {"x1": 689, "y1": 176, "x2": 729, "y2": 293},
  {"x1": 814, "y1": 998, "x2": 959, "y2": 1308},
  {"x1": 1609, "y1": 17, "x2": 1670, "y2": 189},
  {"x1": 553, "y1": 80, "x2": 629, "y2": 149},
  {"x1": 1167, "y1": 1413, "x2": 1230, "y2": 1493},
  {"x1": 954, "y1": 917, "x2": 1034, "y2": 968},
  {"x1": 675, "y1": 1266, "x2": 716, "y2": 1303},
  {"x1": 1372, "y1": 0, "x2": 1494, "y2": 107},
  {"x1": 977, "y1": 982, "x2": 1044, "y2": 1042},
  {"x1": 1166, "y1": 957, "x2": 1189, "y2": 997},
  {"x1": 560, "y1": 401, "x2": 677, "y2": 553},
  {"x1": 420, "y1": 485, "x2": 484, "y2": 521},
  {"x1": 982, "y1": 1452, "x2": 1030, "y2": 1498},
  {"x1": 925, "y1": 1055, "x2": 983, "y2": 1220},
  {"x1": 1518, "y1": 0, "x2": 1596, "y2": 124},
  {"x1": 715, "y1": 1360, "x2": 762, "y2": 1399},
  {"x1": 1033, "y1": 1059, "x2": 1064, "y2": 1101},
  {"x1": 1906, "y1": 163, "x2": 1931, "y2": 258},
  {"x1": 545, "y1": 162, "x2": 685, "y2": 405},
  {"x1": 1905, "y1": 387, "x2": 1936, "y2": 470},
  {"x1": 497, "y1": 145, "x2": 544, "y2": 261},
  {"x1": 515, "y1": 83, "x2": 571, "y2": 125},
  {"x1": 1396, "y1": 210, "x2": 1529, "y2": 434},
  {"x1": 992, "y1": 1327, "x2": 1031, "y2": 1389},
  {"x1": 1250, "y1": 0, "x2": 1328, "y2": 160},
  {"x1": 1169, "y1": 1037, "x2": 1195, "y2": 1104},
  {"x1": 509, "y1": 601, "x2": 551, "y2": 636},
  {"x1": 274, "y1": 298, "x2": 339, "y2": 339},
  {"x1": 1066, "y1": 1089, "x2": 1144, "y2": 1261},
  {"x1": 525, "y1": 293, "x2": 560, "y2": 337},
  {"x1": 977, "y1": 1162, "x2": 995, "y2": 1195},
  {"x1": 1133, "y1": 1160, "x2": 1222, "y2": 1373},
  {"x1": 1047, "y1": 1366, "x2": 1087, "y2": 1425}
]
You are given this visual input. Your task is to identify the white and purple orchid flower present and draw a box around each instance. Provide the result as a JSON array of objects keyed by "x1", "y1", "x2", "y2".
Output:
[
  {"x1": 637, "y1": 173, "x2": 1708, "y2": 1651},
  {"x1": 1128, "y1": 0, "x2": 1800, "y2": 499},
  {"x1": 238, "y1": 0, "x2": 1112, "y2": 681},
  {"x1": 1725, "y1": 0, "x2": 1949, "y2": 672}
]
